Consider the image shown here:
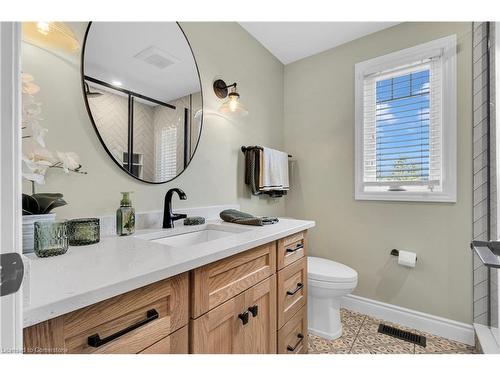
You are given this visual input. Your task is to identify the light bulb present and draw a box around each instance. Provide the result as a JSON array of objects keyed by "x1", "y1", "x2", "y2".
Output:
[
  {"x1": 217, "y1": 85, "x2": 248, "y2": 117},
  {"x1": 229, "y1": 96, "x2": 238, "y2": 112},
  {"x1": 36, "y1": 22, "x2": 50, "y2": 36}
]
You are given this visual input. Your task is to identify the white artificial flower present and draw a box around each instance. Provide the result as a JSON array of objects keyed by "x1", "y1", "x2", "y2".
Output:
[
  {"x1": 30, "y1": 120, "x2": 48, "y2": 147},
  {"x1": 21, "y1": 74, "x2": 86, "y2": 186},
  {"x1": 22, "y1": 73, "x2": 34, "y2": 83},
  {"x1": 21, "y1": 73, "x2": 46, "y2": 147},
  {"x1": 56, "y1": 151, "x2": 80, "y2": 173},
  {"x1": 23, "y1": 81, "x2": 40, "y2": 95},
  {"x1": 21, "y1": 73, "x2": 40, "y2": 95},
  {"x1": 22, "y1": 171, "x2": 46, "y2": 185},
  {"x1": 22, "y1": 148, "x2": 55, "y2": 184}
]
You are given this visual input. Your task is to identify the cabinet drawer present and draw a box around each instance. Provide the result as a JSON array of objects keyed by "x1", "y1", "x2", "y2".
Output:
[
  {"x1": 278, "y1": 306, "x2": 307, "y2": 354},
  {"x1": 139, "y1": 326, "x2": 188, "y2": 354},
  {"x1": 191, "y1": 242, "x2": 276, "y2": 318},
  {"x1": 277, "y1": 257, "x2": 307, "y2": 329},
  {"x1": 24, "y1": 273, "x2": 189, "y2": 354},
  {"x1": 277, "y1": 231, "x2": 306, "y2": 270}
]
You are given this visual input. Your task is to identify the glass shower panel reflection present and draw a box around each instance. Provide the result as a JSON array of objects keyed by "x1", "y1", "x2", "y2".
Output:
[{"x1": 86, "y1": 85, "x2": 129, "y2": 169}]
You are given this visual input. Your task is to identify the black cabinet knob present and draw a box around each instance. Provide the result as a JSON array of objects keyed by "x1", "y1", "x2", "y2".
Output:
[
  {"x1": 248, "y1": 305, "x2": 259, "y2": 317},
  {"x1": 238, "y1": 311, "x2": 249, "y2": 325}
]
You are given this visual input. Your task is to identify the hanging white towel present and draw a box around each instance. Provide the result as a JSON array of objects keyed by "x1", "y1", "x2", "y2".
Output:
[{"x1": 259, "y1": 147, "x2": 289, "y2": 191}]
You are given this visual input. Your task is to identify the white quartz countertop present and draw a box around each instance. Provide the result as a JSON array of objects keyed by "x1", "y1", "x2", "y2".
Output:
[{"x1": 23, "y1": 218, "x2": 315, "y2": 327}]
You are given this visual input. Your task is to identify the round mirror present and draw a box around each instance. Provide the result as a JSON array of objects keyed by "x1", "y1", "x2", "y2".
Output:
[{"x1": 82, "y1": 22, "x2": 202, "y2": 184}]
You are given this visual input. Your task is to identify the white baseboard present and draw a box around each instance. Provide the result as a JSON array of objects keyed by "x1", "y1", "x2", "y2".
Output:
[
  {"x1": 474, "y1": 323, "x2": 500, "y2": 353},
  {"x1": 342, "y1": 294, "x2": 474, "y2": 346}
]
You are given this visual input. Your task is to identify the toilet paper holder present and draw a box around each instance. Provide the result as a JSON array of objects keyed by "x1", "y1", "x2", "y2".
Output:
[{"x1": 390, "y1": 249, "x2": 418, "y2": 262}]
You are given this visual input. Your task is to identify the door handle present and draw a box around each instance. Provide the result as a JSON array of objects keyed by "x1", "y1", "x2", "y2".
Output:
[
  {"x1": 287, "y1": 333, "x2": 304, "y2": 352},
  {"x1": 238, "y1": 311, "x2": 249, "y2": 325},
  {"x1": 285, "y1": 243, "x2": 304, "y2": 253},
  {"x1": 87, "y1": 309, "x2": 158, "y2": 348},
  {"x1": 0, "y1": 253, "x2": 24, "y2": 297},
  {"x1": 248, "y1": 305, "x2": 258, "y2": 317},
  {"x1": 287, "y1": 282, "x2": 304, "y2": 296}
]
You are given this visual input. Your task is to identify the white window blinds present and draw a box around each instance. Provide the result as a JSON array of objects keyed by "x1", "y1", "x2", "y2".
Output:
[
  {"x1": 355, "y1": 35, "x2": 457, "y2": 202},
  {"x1": 362, "y1": 58, "x2": 442, "y2": 191},
  {"x1": 154, "y1": 126, "x2": 177, "y2": 182}
]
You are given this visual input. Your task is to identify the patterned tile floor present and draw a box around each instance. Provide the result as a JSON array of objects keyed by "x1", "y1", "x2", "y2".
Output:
[{"x1": 308, "y1": 308, "x2": 477, "y2": 354}]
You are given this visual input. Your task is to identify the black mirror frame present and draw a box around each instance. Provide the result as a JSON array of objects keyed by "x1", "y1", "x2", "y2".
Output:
[{"x1": 80, "y1": 21, "x2": 204, "y2": 185}]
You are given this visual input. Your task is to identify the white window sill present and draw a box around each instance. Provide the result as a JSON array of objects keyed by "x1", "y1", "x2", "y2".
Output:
[{"x1": 355, "y1": 191, "x2": 457, "y2": 203}]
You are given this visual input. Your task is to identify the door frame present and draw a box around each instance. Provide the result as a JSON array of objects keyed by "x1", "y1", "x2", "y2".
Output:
[{"x1": 0, "y1": 21, "x2": 23, "y2": 354}]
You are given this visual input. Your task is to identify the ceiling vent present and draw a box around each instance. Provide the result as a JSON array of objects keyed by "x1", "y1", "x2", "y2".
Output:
[{"x1": 134, "y1": 46, "x2": 180, "y2": 70}]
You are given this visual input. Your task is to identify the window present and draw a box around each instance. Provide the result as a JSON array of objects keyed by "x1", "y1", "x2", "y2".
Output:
[
  {"x1": 155, "y1": 126, "x2": 177, "y2": 181},
  {"x1": 355, "y1": 35, "x2": 457, "y2": 202}
]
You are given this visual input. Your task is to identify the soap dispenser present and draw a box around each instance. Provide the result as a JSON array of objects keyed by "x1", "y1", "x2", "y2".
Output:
[{"x1": 116, "y1": 192, "x2": 135, "y2": 236}]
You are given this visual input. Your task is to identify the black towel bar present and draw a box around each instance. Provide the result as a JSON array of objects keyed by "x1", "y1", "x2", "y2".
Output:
[{"x1": 241, "y1": 146, "x2": 292, "y2": 158}]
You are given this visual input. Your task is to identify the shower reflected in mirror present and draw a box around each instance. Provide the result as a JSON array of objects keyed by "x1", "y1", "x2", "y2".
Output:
[{"x1": 82, "y1": 22, "x2": 203, "y2": 184}]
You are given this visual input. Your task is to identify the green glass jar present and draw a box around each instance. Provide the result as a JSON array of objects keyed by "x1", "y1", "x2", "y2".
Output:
[
  {"x1": 68, "y1": 218, "x2": 100, "y2": 246},
  {"x1": 116, "y1": 192, "x2": 135, "y2": 236},
  {"x1": 34, "y1": 220, "x2": 69, "y2": 258}
]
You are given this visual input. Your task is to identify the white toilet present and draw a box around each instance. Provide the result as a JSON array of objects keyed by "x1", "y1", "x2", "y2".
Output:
[{"x1": 307, "y1": 256, "x2": 358, "y2": 340}]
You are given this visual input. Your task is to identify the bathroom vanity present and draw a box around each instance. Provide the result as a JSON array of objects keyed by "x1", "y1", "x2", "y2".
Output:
[{"x1": 22, "y1": 219, "x2": 313, "y2": 354}]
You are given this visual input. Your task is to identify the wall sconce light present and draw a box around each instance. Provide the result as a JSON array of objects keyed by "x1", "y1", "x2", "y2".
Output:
[{"x1": 213, "y1": 79, "x2": 248, "y2": 117}]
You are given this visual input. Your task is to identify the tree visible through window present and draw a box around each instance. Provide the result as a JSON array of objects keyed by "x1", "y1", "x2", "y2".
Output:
[{"x1": 375, "y1": 69, "x2": 430, "y2": 183}]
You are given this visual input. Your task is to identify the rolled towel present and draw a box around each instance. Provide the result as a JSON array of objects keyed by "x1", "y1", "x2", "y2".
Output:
[{"x1": 220, "y1": 209, "x2": 279, "y2": 226}]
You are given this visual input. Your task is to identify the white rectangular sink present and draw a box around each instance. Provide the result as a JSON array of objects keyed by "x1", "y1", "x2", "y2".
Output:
[{"x1": 142, "y1": 224, "x2": 251, "y2": 248}]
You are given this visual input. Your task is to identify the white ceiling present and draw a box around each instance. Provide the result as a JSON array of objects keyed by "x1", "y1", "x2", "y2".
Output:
[
  {"x1": 84, "y1": 22, "x2": 200, "y2": 103},
  {"x1": 239, "y1": 22, "x2": 400, "y2": 65}
]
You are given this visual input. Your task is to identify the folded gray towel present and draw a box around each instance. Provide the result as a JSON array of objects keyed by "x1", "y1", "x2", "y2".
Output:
[{"x1": 220, "y1": 209, "x2": 279, "y2": 226}]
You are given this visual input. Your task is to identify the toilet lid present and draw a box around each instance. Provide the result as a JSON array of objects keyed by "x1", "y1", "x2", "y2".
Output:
[{"x1": 308, "y1": 256, "x2": 358, "y2": 283}]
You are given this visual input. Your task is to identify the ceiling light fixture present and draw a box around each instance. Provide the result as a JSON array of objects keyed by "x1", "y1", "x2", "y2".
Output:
[
  {"x1": 22, "y1": 22, "x2": 80, "y2": 53},
  {"x1": 112, "y1": 80, "x2": 123, "y2": 87},
  {"x1": 213, "y1": 79, "x2": 248, "y2": 117},
  {"x1": 36, "y1": 22, "x2": 50, "y2": 35}
]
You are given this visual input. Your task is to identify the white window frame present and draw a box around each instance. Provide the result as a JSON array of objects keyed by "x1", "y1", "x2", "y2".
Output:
[{"x1": 354, "y1": 35, "x2": 457, "y2": 202}]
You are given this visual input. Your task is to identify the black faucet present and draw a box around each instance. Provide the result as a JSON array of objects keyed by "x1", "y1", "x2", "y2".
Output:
[{"x1": 163, "y1": 188, "x2": 187, "y2": 229}]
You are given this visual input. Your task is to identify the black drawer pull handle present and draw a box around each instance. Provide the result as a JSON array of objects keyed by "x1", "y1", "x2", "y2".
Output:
[
  {"x1": 287, "y1": 282, "x2": 304, "y2": 296},
  {"x1": 287, "y1": 333, "x2": 304, "y2": 352},
  {"x1": 286, "y1": 243, "x2": 304, "y2": 253},
  {"x1": 87, "y1": 309, "x2": 158, "y2": 348},
  {"x1": 238, "y1": 311, "x2": 249, "y2": 325},
  {"x1": 248, "y1": 305, "x2": 258, "y2": 317}
]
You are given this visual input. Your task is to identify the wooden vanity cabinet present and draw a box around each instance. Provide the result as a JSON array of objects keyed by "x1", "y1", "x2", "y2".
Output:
[
  {"x1": 23, "y1": 230, "x2": 309, "y2": 354},
  {"x1": 190, "y1": 231, "x2": 308, "y2": 354}
]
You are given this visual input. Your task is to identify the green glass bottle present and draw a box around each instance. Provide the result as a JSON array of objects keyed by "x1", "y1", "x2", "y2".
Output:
[{"x1": 116, "y1": 192, "x2": 135, "y2": 236}]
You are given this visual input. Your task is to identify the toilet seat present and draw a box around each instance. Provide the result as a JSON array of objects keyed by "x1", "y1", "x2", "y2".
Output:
[
  {"x1": 308, "y1": 278, "x2": 358, "y2": 291},
  {"x1": 308, "y1": 256, "x2": 358, "y2": 283}
]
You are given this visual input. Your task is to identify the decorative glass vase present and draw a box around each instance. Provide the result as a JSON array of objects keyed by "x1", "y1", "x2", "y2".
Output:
[
  {"x1": 34, "y1": 220, "x2": 69, "y2": 258},
  {"x1": 68, "y1": 218, "x2": 100, "y2": 246},
  {"x1": 22, "y1": 213, "x2": 56, "y2": 254}
]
